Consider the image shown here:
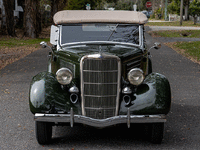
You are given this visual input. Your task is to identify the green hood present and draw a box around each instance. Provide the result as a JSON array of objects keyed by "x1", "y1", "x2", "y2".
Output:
[
  {"x1": 59, "y1": 45, "x2": 144, "y2": 63},
  {"x1": 52, "y1": 45, "x2": 147, "y2": 82}
]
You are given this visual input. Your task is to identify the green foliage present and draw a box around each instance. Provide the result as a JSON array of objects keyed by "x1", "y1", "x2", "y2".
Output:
[
  {"x1": 189, "y1": 0, "x2": 200, "y2": 16},
  {"x1": 167, "y1": 0, "x2": 180, "y2": 14},
  {"x1": 94, "y1": 0, "x2": 149, "y2": 11},
  {"x1": 115, "y1": 0, "x2": 133, "y2": 10},
  {"x1": 189, "y1": 0, "x2": 200, "y2": 24},
  {"x1": 65, "y1": 0, "x2": 96, "y2": 10},
  {"x1": 155, "y1": 8, "x2": 161, "y2": 14}
]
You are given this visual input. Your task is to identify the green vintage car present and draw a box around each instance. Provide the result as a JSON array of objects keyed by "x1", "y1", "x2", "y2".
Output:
[{"x1": 29, "y1": 10, "x2": 171, "y2": 144}]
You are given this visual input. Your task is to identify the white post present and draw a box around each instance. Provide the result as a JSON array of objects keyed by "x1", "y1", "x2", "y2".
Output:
[
  {"x1": 133, "y1": 4, "x2": 137, "y2": 11},
  {"x1": 86, "y1": 3, "x2": 91, "y2": 10}
]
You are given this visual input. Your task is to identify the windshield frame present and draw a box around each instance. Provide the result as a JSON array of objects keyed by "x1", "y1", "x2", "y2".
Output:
[{"x1": 59, "y1": 24, "x2": 144, "y2": 49}]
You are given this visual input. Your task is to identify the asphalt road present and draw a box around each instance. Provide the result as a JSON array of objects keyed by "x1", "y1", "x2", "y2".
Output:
[{"x1": 1, "y1": 31, "x2": 200, "y2": 150}]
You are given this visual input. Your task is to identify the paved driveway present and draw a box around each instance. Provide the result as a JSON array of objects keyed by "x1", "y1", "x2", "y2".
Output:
[{"x1": 0, "y1": 32, "x2": 200, "y2": 149}]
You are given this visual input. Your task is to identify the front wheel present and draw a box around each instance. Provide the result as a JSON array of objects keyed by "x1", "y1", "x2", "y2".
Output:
[
  {"x1": 149, "y1": 123, "x2": 164, "y2": 144},
  {"x1": 35, "y1": 121, "x2": 52, "y2": 144}
]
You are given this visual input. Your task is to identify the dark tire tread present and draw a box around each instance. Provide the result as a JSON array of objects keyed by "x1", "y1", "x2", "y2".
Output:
[
  {"x1": 35, "y1": 121, "x2": 52, "y2": 145},
  {"x1": 150, "y1": 123, "x2": 164, "y2": 144}
]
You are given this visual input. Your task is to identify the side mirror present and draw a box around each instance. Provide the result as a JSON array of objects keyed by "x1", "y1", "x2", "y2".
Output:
[
  {"x1": 154, "y1": 42, "x2": 161, "y2": 49},
  {"x1": 40, "y1": 41, "x2": 47, "y2": 48},
  {"x1": 149, "y1": 42, "x2": 161, "y2": 51},
  {"x1": 40, "y1": 41, "x2": 54, "y2": 55}
]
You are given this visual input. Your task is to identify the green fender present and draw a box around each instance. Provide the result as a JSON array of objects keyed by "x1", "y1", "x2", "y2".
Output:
[
  {"x1": 119, "y1": 73, "x2": 171, "y2": 115},
  {"x1": 29, "y1": 72, "x2": 76, "y2": 114}
]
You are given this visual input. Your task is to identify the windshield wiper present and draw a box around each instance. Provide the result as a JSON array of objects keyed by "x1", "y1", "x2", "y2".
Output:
[{"x1": 107, "y1": 24, "x2": 119, "y2": 41}]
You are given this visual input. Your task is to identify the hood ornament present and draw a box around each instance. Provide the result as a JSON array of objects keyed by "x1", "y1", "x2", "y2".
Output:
[{"x1": 99, "y1": 45, "x2": 103, "y2": 58}]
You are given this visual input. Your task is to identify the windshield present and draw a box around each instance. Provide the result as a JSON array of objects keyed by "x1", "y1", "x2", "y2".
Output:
[{"x1": 61, "y1": 24, "x2": 140, "y2": 46}]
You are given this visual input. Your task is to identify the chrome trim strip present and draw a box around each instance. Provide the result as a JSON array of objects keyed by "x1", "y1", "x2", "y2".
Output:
[
  {"x1": 70, "y1": 108, "x2": 74, "y2": 127},
  {"x1": 58, "y1": 25, "x2": 62, "y2": 50},
  {"x1": 139, "y1": 25, "x2": 142, "y2": 47},
  {"x1": 127, "y1": 60, "x2": 141, "y2": 67},
  {"x1": 139, "y1": 25, "x2": 144, "y2": 51},
  {"x1": 84, "y1": 82, "x2": 118, "y2": 85},
  {"x1": 83, "y1": 70, "x2": 118, "y2": 73},
  {"x1": 61, "y1": 41, "x2": 140, "y2": 48},
  {"x1": 127, "y1": 108, "x2": 130, "y2": 128},
  {"x1": 84, "y1": 95, "x2": 117, "y2": 98},
  {"x1": 80, "y1": 53, "x2": 121, "y2": 117},
  {"x1": 34, "y1": 113, "x2": 167, "y2": 128},
  {"x1": 85, "y1": 107, "x2": 116, "y2": 110}
]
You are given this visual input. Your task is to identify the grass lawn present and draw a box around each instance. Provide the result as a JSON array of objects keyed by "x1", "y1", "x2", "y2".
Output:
[
  {"x1": 149, "y1": 30, "x2": 200, "y2": 38},
  {"x1": 170, "y1": 41, "x2": 200, "y2": 63},
  {"x1": 0, "y1": 38, "x2": 49, "y2": 48}
]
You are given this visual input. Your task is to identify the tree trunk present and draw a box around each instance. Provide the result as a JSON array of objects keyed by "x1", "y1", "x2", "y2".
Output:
[
  {"x1": 51, "y1": 0, "x2": 59, "y2": 23},
  {"x1": 24, "y1": 0, "x2": 41, "y2": 38},
  {"x1": 2, "y1": 0, "x2": 16, "y2": 37},
  {"x1": 194, "y1": 16, "x2": 197, "y2": 25},
  {"x1": 184, "y1": 0, "x2": 189, "y2": 21},
  {"x1": 180, "y1": 0, "x2": 183, "y2": 25}
]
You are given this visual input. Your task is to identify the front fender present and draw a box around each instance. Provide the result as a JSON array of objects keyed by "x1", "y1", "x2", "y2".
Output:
[
  {"x1": 119, "y1": 73, "x2": 171, "y2": 115},
  {"x1": 29, "y1": 72, "x2": 73, "y2": 114}
]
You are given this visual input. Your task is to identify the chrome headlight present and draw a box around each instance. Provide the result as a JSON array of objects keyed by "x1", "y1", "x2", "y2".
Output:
[
  {"x1": 128, "y1": 68, "x2": 144, "y2": 86},
  {"x1": 56, "y1": 68, "x2": 73, "y2": 85}
]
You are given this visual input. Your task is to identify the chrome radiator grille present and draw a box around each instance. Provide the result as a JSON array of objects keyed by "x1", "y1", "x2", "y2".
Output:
[{"x1": 81, "y1": 54, "x2": 121, "y2": 119}]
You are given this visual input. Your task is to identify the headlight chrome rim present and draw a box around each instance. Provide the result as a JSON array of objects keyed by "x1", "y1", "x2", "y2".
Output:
[
  {"x1": 128, "y1": 68, "x2": 144, "y2": 86},
  {"x1": 56, "y1": 68, "x2": 73, "y2": 85}
]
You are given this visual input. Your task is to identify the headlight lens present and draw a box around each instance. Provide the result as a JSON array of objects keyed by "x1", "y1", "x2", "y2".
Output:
[
  {"x1": 56, "y1": 68, "x2": 73, "y2": 85},
  {"x1": 128, "y1": 68, "x2": 144, "y2": 85}
]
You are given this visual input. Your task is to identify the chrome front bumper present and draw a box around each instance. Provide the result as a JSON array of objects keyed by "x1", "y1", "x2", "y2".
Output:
[{"x1": 34, "y1": 108, "x2": 166, "y2": 128}]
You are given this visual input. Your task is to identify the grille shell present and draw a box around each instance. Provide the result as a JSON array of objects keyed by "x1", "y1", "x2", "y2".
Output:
[{"x1": 80, "y1": 53, "x2": 121, "y2": 119}]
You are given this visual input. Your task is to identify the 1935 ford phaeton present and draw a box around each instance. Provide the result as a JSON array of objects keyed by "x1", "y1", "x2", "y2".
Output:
[{"x1": 29, "y1": 10, "x2": 171, "y2": 144}]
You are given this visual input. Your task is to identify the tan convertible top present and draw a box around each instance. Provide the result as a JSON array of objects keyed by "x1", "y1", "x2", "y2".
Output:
[{"x1": 53, "y1": 10, "x2": 148, "y2": 25}]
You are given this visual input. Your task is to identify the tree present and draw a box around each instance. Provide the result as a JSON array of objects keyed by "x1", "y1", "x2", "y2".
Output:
[
  {"x1": 24, "y1": 0, "x2": 41, "y2": 38},
  {"x1": 65, "y1": 0, "x2": 95, "y2": 10},
  {"x1": 2, "y1": 0, "x2": 16, "y2": 37},
  {"x1": 168, "y1": 0, "x2": 190, "y2": 20},
  {"x1": 115, "y1": 0, "x2": 133, "y2": 10},
  {"x1": 51, "y1": 0, "x2": 59, "y2": 19},
  {"x1": 189, "y1": 0, "x2": 200, "y2": 25},
  {"x1": 167, "y1": 0, "x2": 180, "y2": 14}
]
